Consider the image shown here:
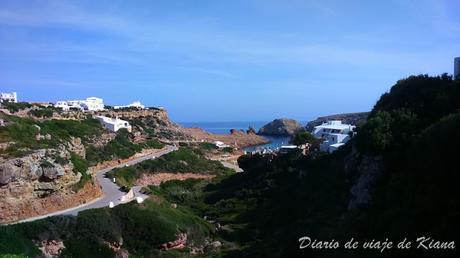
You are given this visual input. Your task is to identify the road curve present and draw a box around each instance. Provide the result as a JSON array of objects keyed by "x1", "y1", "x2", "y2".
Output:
[{"x1": 11, "y1": 146, "x2": 178, "y2": 224}]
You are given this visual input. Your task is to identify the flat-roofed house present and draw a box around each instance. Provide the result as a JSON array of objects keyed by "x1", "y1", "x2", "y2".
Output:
[
  {"x1": 95, "y1": 116, "x2": 132, "y2": 132},
  {"x1": 54, "y1": 97, "x2": 104, "y2": 111},
  {"x1": 312, "y1": 120, "x2": 355, "y2": 153},
  {"x1": 0, "y1": 92, "x2": 17, "y2": 103}
]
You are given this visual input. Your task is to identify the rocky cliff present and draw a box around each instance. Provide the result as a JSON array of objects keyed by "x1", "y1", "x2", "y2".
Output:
[
  {"x1": 258, "y1": 118, "x2": 303, "y2": 136},
  {"x1": 0, "y1": 137, "x2": 103, "y2": 223}
]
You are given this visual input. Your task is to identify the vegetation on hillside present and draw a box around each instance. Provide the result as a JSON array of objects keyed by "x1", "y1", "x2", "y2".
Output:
[
  {"x1": 107, "y1": 147, "x2": 233, "y2": 186},
  {"x1": 0, "y1": 115, "x2": 103, "y2": 156},
  {"x1": 0, "y1": 198, "x2": 215, "y2": 257},
  {"x1": 85, "y1": 129, "x2": 164, "y2": 166},
  {"x1": 0, "y1": 102, "x2": 32, "y2": 113},
  {"x1": 70, "y1": 152, "x2": 91, "y2": 190}
]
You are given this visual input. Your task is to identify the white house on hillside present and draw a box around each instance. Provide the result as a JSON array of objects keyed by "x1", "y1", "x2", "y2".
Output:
[
  {"x1": 312, "y1": 120, "x2": 355, "y2": 153},
  {"x1": 114, "y1": 101, "x2": 145, "y2": 110},
  {"x1": 81, "y1": 97, "x2": 104, "y2": 111},
  {"x1": 0, "y1": 92, "x2": 17, "y2": 103},
  {"x1": 95, "y1": 116, "x2": 132, "y2": 132},
  {"x1": 55, "y1": 97, "x2": 104, "y2": 111},
  {"x1": 214, "y1": 141, "x2": 230, "y2": 148}
]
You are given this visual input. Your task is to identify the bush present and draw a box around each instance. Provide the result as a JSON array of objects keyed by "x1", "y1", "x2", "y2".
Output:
[
  {"x1": 70, "y1": 153, "x2": 91, "y2": 189},
  {"x1": 200, "y1": 142, "x2": 218, "y2": 150},
  {"x1": 28, "y1": 108, "x2": 54, "y2": 118},
  {"x1": 222, "y1": 147, "x2": 234, "y2": 153},
  {"x1": 1, "y1": 102, "x2": 32, "y2": 113},
  {"x1": 85, "y1": 129, "x2": 145, "y2": 165},
  {"x1": 142, "y1": 139, "x2": 165, "y2": 149},
  {"x1": 291, "y1": 131, "x2": 315, "y2": 145}
]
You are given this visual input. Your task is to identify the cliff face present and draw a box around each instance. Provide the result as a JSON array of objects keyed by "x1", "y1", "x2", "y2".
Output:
[
  {"x1": 0, "y1": 138, "x2": 103, "y2": 223},
  {"x1": 344, "y1": 146, "x2": 383, "y2": 210},
  {"x1": 258, "y1": 118, "x2": 302, "y2": 136}
]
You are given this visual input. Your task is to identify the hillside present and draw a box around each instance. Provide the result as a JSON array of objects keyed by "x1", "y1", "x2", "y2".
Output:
[
  {"x1": 0, "y1": 107, "x2": 175, "y2": 223},
  {"x1": 1, "y1": 74, "x2": 459, "y2": 257},
  {"x1": 210, "y1": 74, "x2": 460, "y2": 257}
]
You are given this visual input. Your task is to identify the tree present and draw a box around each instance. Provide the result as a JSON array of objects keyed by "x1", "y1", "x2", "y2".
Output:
[
  {"x1": 355, "y1": 111, "x2": 393, "y2": 154},
  {"x1": 291, "y1": 131, "x2": 315, "y2": 146}
]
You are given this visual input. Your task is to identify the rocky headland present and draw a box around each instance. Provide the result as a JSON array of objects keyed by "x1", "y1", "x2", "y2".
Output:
[{"x1": 258, "y1": 118, "x2": 303, "y2": 136}]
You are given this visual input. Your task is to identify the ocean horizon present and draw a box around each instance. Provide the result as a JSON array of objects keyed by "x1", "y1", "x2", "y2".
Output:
[
  {"x1": 178, "y1": 121, "x2": 304, "y2": 151},
  {"x1": 178, "y1": 120, "x2": 311, "y2": 135}
]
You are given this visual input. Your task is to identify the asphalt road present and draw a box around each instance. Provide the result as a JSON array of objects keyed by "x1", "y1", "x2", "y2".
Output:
[{"x1": 13, "y1": 146, "x2": 178, "y2": 224}]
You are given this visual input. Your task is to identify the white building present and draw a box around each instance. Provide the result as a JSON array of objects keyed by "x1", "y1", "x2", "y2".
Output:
[
  {"x1": 0, "y1": 92, "x2": 17, "y2": 103},
  {"x1": 95, "y1": 115, "x2": 132, "y2": 132},
  {"x1": 279, "y1": 145, "x2": 298, "y2": 154},
  {"x1": 55, "y1": 97, "x2": 104, "y2": 111},
  {"x1": 214, "y1": 141, "x2": 230, "y2": 148},
  {"x1": 114, "y1": 101, "x2": 145, "y2": 110},
  {"x1": 81, "y1": 97, "x2": 104, "y2": 111},
  {"x1": 455, "y1": 57, "x2": 460, "y2": 79},
  {"x1": 55, "y1": 100, "x2": 83, "y2": 111},
  {"x1": 312, "y1": 120, "x2": 355, "y2": 153}
]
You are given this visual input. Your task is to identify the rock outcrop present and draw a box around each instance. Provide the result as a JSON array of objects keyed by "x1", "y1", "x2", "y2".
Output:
[
  {"x1": 344, "y1": 146, "x2": 383, "y2": 210},
  {"x1": 0, "y1": 138, "x2": 101, "y2": 223},
  {"x1": 258, "y1": 118, "x2": 303, "y2": 136}
]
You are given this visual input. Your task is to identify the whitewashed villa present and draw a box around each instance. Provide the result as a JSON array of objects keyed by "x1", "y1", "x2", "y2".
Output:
[
  {"x1": 0, "y1": 92, "x2": 17, "y2": 103},
  {"x1": 95, "y1": 115, "x2": 132, "y2": 132},
  {"x1": 55, "y1": 97, "x2": 104, "y2": 111},
  {"x1": 313, "y1": 120, "x2": 355, "y2": 153}
]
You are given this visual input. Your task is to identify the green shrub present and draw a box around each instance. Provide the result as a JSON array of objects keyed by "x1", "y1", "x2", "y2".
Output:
[
  {"x1": 1, "y1": 102, "x2": 32, "y2": 113},
  {"x1": 70, "y1": 153, "x2": 91, "y2": 189},
  {"x1": 142, "y1": 139, "x2": 165, "y2": 149},
  {"x1": 291, "y1": 131, "x2": 315, "y2": 145},
  {"x1": 28, "y1": 108, "x2": 54, "y2": 118},
  {"x1": 200, "y1": 142, "x2": 218, "y2": 150},
  {"x1": 222, "y1": 147, "x2": 234, "y2": 153}
]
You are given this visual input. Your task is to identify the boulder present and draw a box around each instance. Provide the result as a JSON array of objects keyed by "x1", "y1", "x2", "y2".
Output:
[
  {"x1": 41, "y1": 165, "x2": 65, "y2": 180},
  {"x1": 0, "y1": 163, "x2": 17, "y2": 185}
]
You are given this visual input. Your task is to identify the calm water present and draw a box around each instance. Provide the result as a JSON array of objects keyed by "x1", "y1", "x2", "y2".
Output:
[{"x1": 179, "y1": 121, "x2": 293, "y2": 151}]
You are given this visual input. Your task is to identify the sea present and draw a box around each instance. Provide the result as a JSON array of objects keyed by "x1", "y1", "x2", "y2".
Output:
[{"x1": 179, "y1": 121, "x2": 294, "y2": 152}]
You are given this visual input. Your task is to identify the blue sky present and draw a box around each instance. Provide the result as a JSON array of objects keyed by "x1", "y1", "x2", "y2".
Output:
[{"x1": 1, "y1": 0, "x2": 459, "y2": 122}]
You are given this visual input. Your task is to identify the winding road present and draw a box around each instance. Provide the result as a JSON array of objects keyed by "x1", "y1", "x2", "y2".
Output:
[
  {"x1": 13, "y1": 146, "x2": 178, "y2": 224},
  {"x1": 11, "y1": 145, "x2": 244, "y2": 224}
]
